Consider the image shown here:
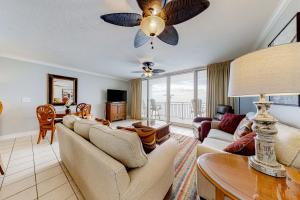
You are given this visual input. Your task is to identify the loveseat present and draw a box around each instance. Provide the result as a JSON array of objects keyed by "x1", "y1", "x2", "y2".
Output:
[
  {"x1": 56, "y1": 116, "x2": 178, "y2": 200},
  {"x1": 197, "y1": 112, "x2": 300, "y2": 200}
]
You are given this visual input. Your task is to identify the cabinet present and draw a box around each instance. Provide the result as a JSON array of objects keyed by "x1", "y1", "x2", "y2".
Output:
[{"x1": 106, "y1": 102, "x2": 127, "y2": 122}]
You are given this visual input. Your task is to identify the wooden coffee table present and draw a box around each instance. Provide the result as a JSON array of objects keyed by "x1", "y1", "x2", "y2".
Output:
[
  {"x1": 133, "y1": 120, "x2": 171, "y2": 144},
  {"x1": 0, "y1": 154, "x2": 4, "y2": 175},
  {"x1": 197, "y1": 153, "x2": 300, "y2": 200}
]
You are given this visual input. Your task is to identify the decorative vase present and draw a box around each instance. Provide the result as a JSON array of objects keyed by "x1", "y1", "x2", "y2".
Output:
[{"x1": 65, "y1": 108, "x2": 71, "y2": 115}]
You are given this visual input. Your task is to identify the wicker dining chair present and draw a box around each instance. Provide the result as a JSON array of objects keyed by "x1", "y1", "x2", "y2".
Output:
[
  {"x1": 36, "y1": 104, "x2": 56, "y2": 144},
  {"x1": 76, "y1": 103, "x2": 91, "y2": 118}
]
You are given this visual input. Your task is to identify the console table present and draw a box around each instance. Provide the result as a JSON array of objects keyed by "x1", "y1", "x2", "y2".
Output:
[{"x1": 197, "y1": 153, "x2": 300, "y2": 200}]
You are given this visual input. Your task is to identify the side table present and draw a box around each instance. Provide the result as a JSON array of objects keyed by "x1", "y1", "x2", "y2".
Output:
[{"x1": 197, "y1": 153, "x2": 300, "y2": 200}]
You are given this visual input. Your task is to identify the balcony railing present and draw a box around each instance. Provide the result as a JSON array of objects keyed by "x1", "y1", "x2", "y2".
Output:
[{"x1": 142, "y1": 101, "x2": 206, "y2": 122}]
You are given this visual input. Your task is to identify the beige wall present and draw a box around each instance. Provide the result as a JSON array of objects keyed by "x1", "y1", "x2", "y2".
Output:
[
  {"x1": 239, "y1": 0, "x2": 300, "y2": 120},
  {"x1": 0, "y1": 57, "x2": 130, "y2": 135}
]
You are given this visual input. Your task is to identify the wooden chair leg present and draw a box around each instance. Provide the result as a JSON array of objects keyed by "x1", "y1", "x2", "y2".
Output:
[
  {"x1": 42, "y1": 130, "x2": 46, "y2": 139},
  {"x1": 37, "y1": 130, "x2": 42, "y2": 144},
  {"x1": 50, "y1": 128, "x2": 55, "y2": 145}
]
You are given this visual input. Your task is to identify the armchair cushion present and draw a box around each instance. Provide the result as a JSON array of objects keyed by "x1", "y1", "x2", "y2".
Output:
[{"x1": 218, "y1": 113, "x2": 245, "y2": 134}]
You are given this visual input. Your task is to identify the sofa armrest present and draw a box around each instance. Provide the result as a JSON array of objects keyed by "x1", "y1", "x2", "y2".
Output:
[
  {"x1": 199, "y1": 121, "x2": 212, "y2": 142},
  {"x1": 123, "y1": 139, "x2": 178, "y2": 200},
  {"x1": 211, "y1": 121, "x2": 220, "y2": 129},
  {"x1": 193, "y1": 117, "x2": 213, "y2": 123}
]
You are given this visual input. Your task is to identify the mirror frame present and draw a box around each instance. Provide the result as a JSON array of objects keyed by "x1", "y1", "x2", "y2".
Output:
[{"x1": 48, "y1": 74, "x2": 78, "y2": 106}]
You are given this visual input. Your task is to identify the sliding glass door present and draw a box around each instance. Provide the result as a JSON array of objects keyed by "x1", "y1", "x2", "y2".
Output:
[
  {"x1": 197, "y1": 70, "x2": 207, "y2": 117},
  {"x1": 148, "y1": 77, "x2": 167, "y2": 121},
  {"x1": 170, "y1": 73, "x2": 194, "y2": 124},
  {"x1": 141, "y1": 69, "x2": 207, "y2": 125}
]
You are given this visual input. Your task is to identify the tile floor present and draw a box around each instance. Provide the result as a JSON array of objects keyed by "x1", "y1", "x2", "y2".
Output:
[
  {"x1": 0, "y1": 121, "x2": 194, "y2": 200},
  {"x1": 0, "y1": 133, "x2": 84, "y2": 200}
]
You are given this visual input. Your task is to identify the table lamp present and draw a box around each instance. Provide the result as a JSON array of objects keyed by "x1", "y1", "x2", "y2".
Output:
[{"x1": 228, "y1": 42, "x2": 300, "y2": 177}]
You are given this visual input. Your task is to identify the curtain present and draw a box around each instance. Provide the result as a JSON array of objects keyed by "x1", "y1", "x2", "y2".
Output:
[
  {"x1": 206, "y1": 61, "x2": 236, "y2": 118},
  {"x1": 130, "y1": 79, "x2": 142, "y2": 120}
]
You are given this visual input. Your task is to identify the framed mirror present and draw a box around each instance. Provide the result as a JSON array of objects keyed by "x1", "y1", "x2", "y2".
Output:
[{"x1": 48, "y1": 74, "x2": 78, "y2": 106}]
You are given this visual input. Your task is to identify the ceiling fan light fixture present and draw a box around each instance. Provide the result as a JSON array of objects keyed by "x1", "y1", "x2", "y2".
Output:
[
  {"x1": 144, "y1": 71, "x2": 153, "y2": 78},
  {"x1": 140, "y1": 16, "x2": 165, "y2": 37}
]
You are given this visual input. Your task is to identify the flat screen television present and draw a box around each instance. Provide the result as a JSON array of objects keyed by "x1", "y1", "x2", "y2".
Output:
[{"x1": 107, "y1": 89, "x2": 127, "y2": 102}]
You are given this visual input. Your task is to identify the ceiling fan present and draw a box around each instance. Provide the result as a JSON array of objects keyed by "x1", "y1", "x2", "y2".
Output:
[
  {"x1": 100, "y1": 0, "x2": 210, "y2": 48},
  {"x1": 132, "y1": 61, "x2": 166, "y2": 78}
]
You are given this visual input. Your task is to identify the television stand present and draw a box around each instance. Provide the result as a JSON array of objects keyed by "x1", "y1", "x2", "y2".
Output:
[{"x1": 106, "y1": 102, "x2": 127, "y2": 122}]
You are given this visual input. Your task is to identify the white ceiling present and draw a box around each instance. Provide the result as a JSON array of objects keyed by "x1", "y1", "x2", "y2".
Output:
[{"x1": 0, "y1": 0, "x2": 283, "y2": 80}]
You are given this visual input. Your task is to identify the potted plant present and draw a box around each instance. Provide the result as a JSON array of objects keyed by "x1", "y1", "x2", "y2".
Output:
[{"x1": 62, "y1": 96, "x2": 72, "y2": 114}]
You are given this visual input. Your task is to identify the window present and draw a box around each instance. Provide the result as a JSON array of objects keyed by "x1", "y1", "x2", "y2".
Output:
[
  {"x1": 141, "y1": 69, "x2": 207, "y2": 125},
  {"x1": 148, "y1": 77, "x2": 167, "y2": 121}
]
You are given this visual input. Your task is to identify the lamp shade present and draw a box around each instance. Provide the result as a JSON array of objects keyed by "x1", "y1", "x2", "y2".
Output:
[{"x1": 228, "y1": 43, "x2": 300, "y2": 97}]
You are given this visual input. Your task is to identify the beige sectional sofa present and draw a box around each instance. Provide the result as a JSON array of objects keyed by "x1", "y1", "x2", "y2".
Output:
[
  {"x1": 197, "y1": 112, "x2": 300, "y2": 200},
  {"x1": 56, "y1": 116, "x2": 178, "y2": 200}
]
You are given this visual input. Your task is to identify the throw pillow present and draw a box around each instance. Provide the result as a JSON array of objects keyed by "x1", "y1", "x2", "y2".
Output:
[
  {"x1": 218, "y1": 113, "x2": 245, "y2": 134},
  {"x1": 233, "y1": 118, "x2": 253, "y2": 141},
  {"x1": 224, "y1": 132, "x2": 256, "y2": 156},
  {"x1": 117, "y1": 126, "x2": 156, "y2": 153}
]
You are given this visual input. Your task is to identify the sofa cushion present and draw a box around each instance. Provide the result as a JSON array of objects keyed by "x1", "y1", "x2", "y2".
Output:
[
  {"x1": 224, "y1": 132, "x2": 256, "y2": 156},
  {"x1": 89, "y1": 125, "x2": 148, "y2": 168},
  {"x1": 218, "y1": 113, "x2": 245, "y2": 134},
  {"x1": 207, "y1": 129, "x2": 234, "y2": 143},
  {"x1": 63, "y1": 115, "x2": 81, "y2": 130},
  {"x1": 202, "y1": 138, "x2": 231, "y2": 151},
  {"x1": 74, "y1": 119, "x2": 99, "y2": 140},
  {"x1": 117, "y1": 127, "x2": 157, "y2": 153},
  {"x1": 276, "y1": 123, "x2": 300, "y2": 169}
]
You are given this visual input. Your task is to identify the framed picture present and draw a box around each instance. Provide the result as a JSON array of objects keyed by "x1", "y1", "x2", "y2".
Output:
[
  {"x1": 48, "y1": 74, "x2": 78, "y2": 106},
  {"x1": 268, "y1": 12, "x2": 300, "y2": 107}
]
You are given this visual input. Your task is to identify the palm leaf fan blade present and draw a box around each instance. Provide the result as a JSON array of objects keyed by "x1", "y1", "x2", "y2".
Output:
[
  {"x1": 158, "y1": 26, "x2": 179, "y2": 45},
  {"x1": 100, "y1": 13, "x2": 142, "y2": 27},
  {"x1": 137, "y1": 0, "x2": 167, "y2": 12},
  {"x1": 162, "y1": 0, "x2": 210, "y2": 26},
  {"x1": 134, "y1": 29, "x2": 150, "y2": 48}
]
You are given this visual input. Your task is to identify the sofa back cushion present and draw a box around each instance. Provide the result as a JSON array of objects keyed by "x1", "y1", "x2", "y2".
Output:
[
  {"x1": 74, "y1": 119, "x2": 98, "y2": 140},
  {"x1": 63, "y1": 115, "x2": 81, "y2": 130},
  {"x1": 218, "y1": 113, "x2": 245, "y2": 134},
  {"x1": 89, "y1": 125, "x2": 148, "y2": 168},
  {"x1": 276, "y1": 123, "x2": 300, "y2": 169}
]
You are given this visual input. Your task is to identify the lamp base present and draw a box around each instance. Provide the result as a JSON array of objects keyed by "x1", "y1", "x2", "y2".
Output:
[
  {"x1": 250, "y1": 94, "x2": 286, "y2": 178},
  {"x1": 249, "y1": 156, "x2": 286, "y2": 177}
]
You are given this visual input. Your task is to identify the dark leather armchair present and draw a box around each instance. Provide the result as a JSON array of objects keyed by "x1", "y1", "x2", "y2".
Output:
[
  {"x1": 193, "y1": 104, "x2": 234, "y2": 141},
  {"x1": 213, "y1": 104, "x2": 234, "y2": 120}
]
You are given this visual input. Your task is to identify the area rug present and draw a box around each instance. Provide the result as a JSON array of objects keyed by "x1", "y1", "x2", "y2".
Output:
[{"x1": 171, "y1": 134, "x2": 200, "y2": 200}]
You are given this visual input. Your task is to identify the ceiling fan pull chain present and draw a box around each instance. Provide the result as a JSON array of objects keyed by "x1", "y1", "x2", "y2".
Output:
[{"x1": 150, "y1": 38, "x2": 154, "y2": 49}]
